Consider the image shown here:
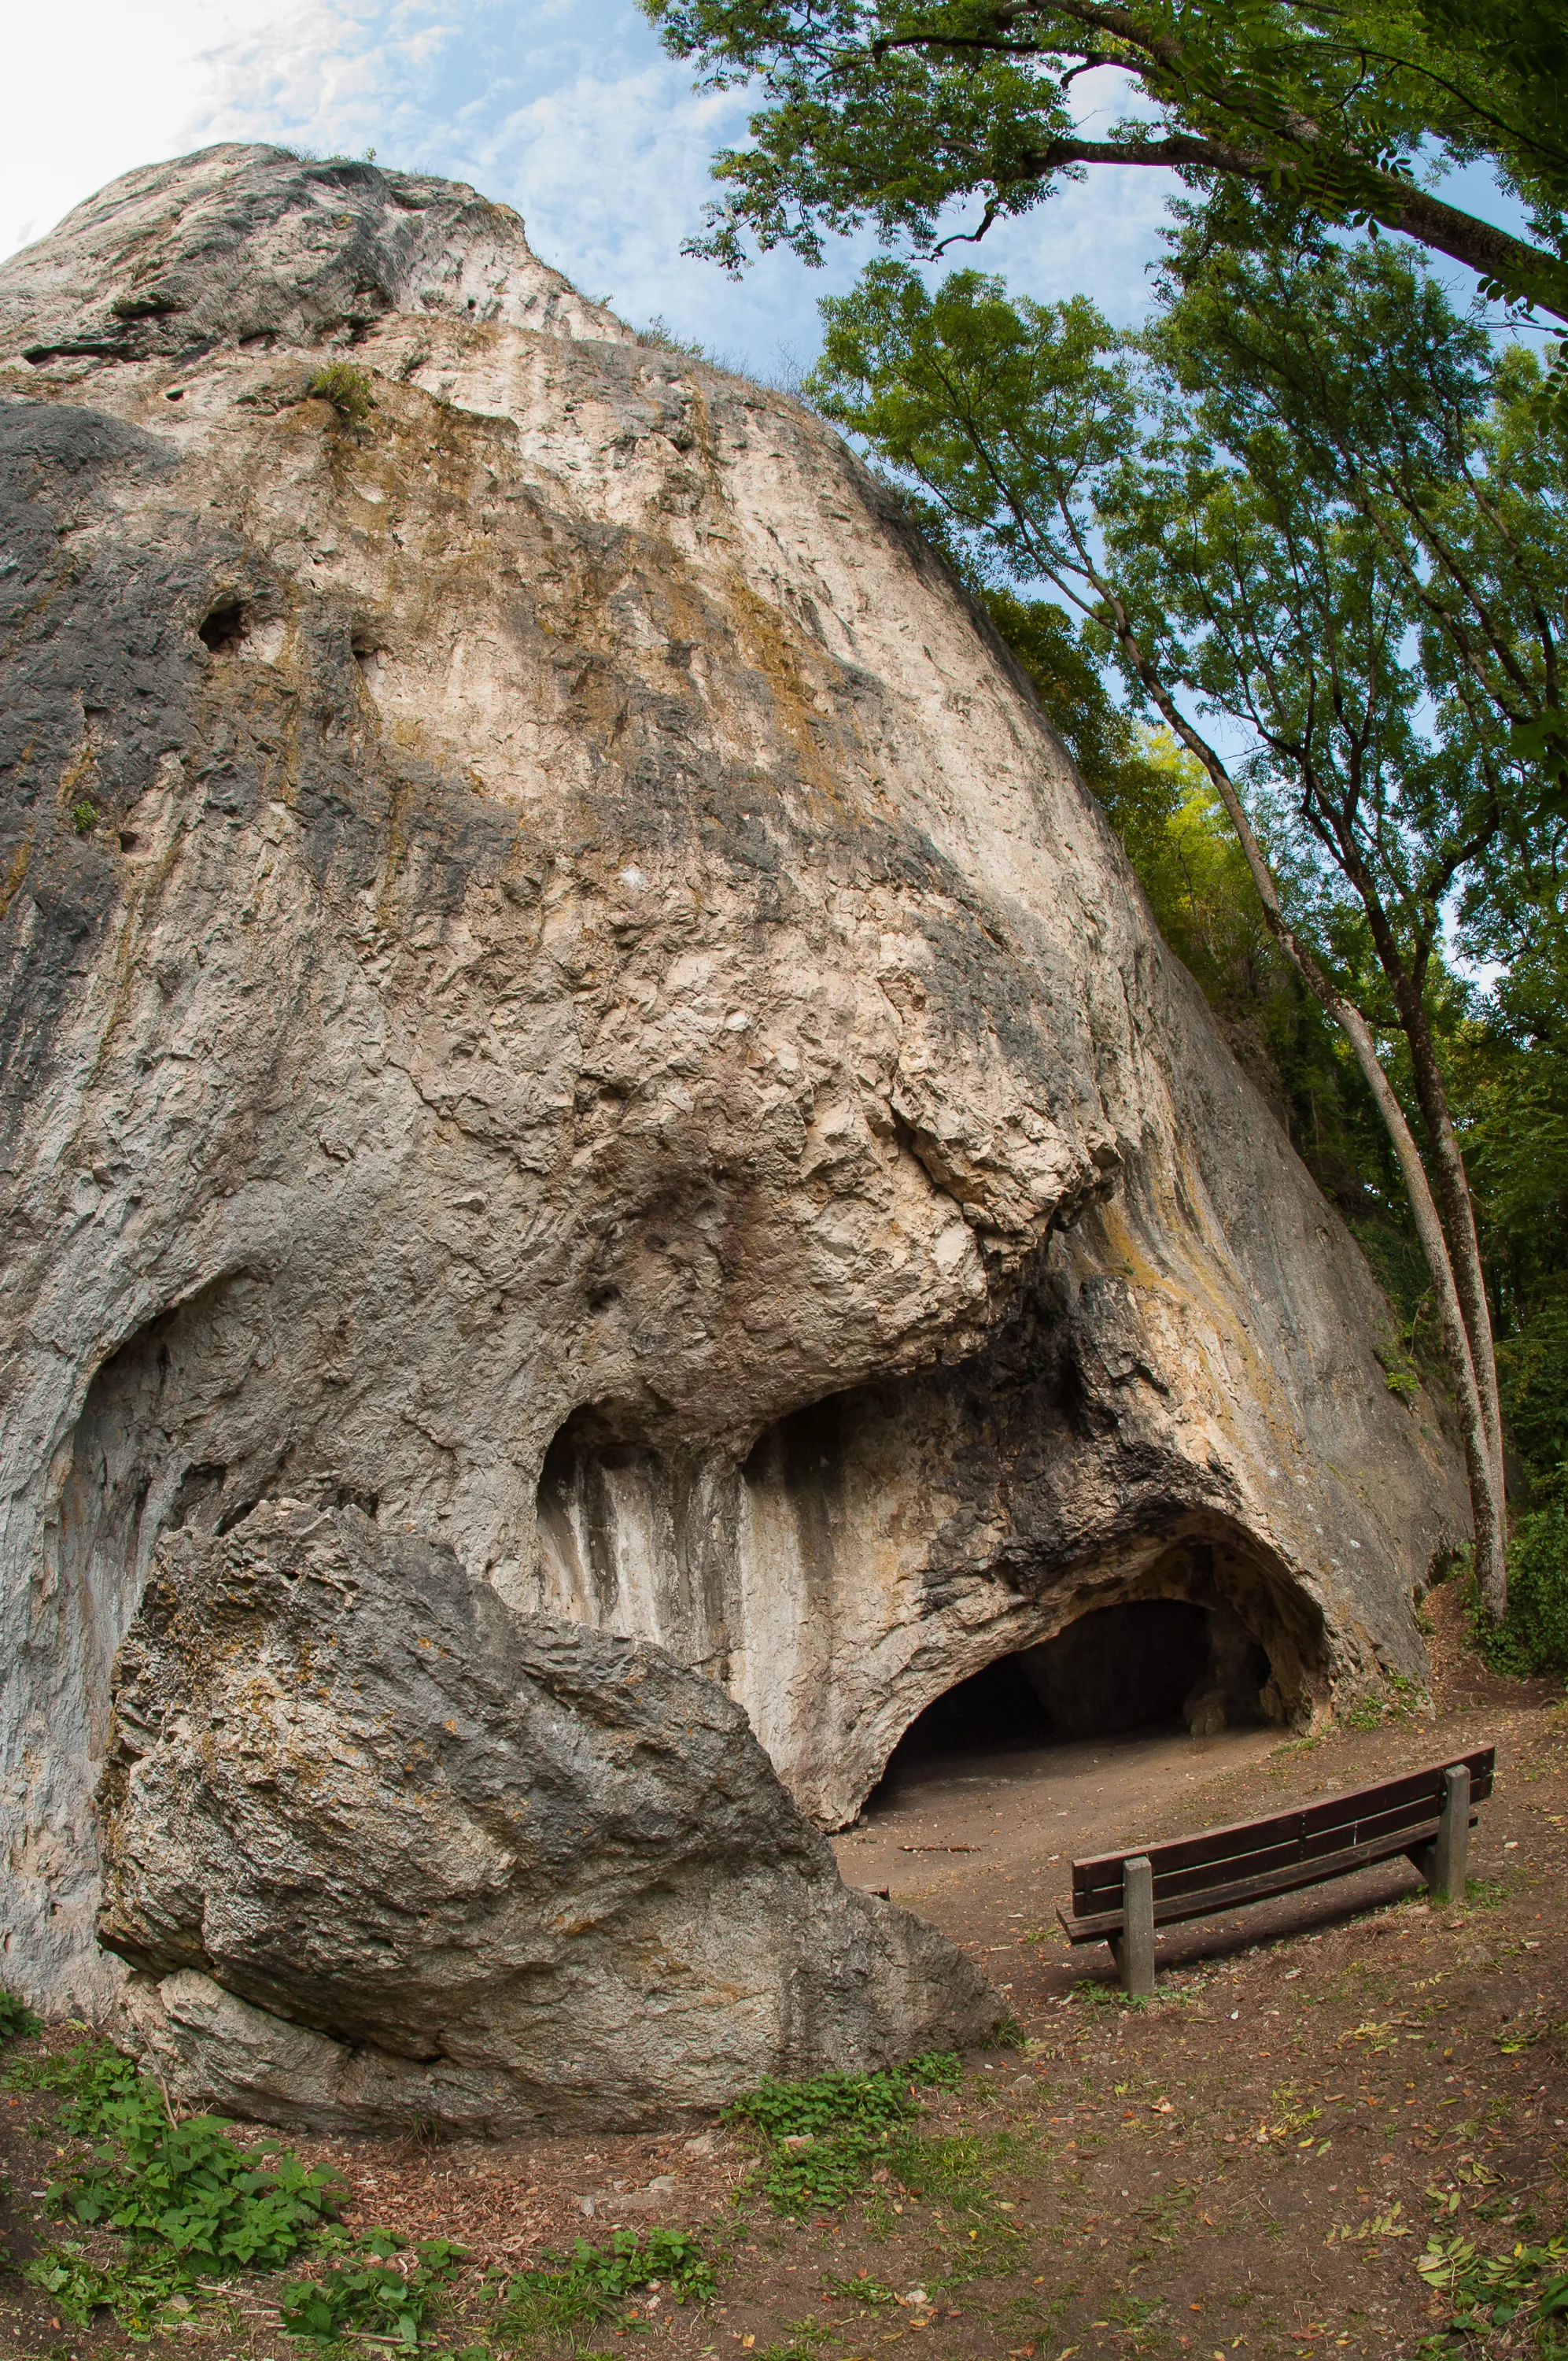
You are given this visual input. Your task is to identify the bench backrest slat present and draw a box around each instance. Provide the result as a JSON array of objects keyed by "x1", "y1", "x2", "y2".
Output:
[{"x1": 1070, "y1": 1745, "x2": 1493, "y2": 1916}]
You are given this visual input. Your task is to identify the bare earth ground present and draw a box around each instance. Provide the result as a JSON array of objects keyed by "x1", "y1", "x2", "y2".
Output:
[{"x1": 4, "y1": 1580, "x2": 1567, "y2": 2361}]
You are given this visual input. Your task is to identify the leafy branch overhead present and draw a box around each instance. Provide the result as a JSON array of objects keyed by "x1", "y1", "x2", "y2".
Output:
[{"x1": 641, "y1": 0, "x2": 1568, "y2": 319}]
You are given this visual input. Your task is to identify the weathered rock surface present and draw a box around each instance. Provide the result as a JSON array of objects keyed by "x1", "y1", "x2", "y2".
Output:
[
  {"x1": 98, "y1": 1502, "x2": 989, "y2": 2129},
  {"x1": 1, "y1": 145, "x2": 1467, "y2": 2032}
]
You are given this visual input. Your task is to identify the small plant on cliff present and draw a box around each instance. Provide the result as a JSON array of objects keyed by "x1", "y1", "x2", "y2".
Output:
[
  {"x1": 305, "y1": 361, "x2": 375, "y2": 423},
  {"x1": 70, "y1": 800, "x2": 99, "y2": 837}
]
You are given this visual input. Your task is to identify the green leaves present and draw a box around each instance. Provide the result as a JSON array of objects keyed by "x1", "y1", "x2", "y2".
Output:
[
  {"x1": 726, "y1": 2051, "x2": 960, "y2": 2139},
  {"x1": 0, "y1": 1987, "x2": 41, "y2": 2043},
  {"x1": 496, "y1": 2227, "x2": 716, "y2": 2338},
  {"x1": 724, "y1": 2052, "x2": 965, "y2": 2216},
  {"x1": 644, "y1": 0, "x2": 1568, "y2": 316},
  {"x1": 809, "y1": 260, "x2": 1131, "y2": 597},
  {"x1": 1415, "y1": 2224, "x2": 1568, "y2": 2345},
  {"x1": 9, "y1": 2030, "x2": 466, "y2": 2348},
  {"x1": 280, "y1": 2234, "x2": 467, "y2": 2347},
  {"x1": 47, "y1": 2059, "x2": 343, "y2": 2273}
]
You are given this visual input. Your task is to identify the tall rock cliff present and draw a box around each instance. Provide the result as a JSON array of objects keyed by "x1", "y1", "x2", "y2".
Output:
[{"x1": 2, "y1": 146, "x2": 1465, "y2": 2043}]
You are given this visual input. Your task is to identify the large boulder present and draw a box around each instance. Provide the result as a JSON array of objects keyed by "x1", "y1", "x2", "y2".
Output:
[
  {"x1": 0, "y1": 145, "x2": 1466, "y2": 2026},
  {"x1": 98, "y1": 1501, "x2": 991, "y2": 2130}
]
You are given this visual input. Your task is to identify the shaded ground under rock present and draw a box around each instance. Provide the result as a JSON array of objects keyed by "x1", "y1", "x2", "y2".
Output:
[{"x1": 3, "y1": 1581, "x2": 1567, "y2": 2359}]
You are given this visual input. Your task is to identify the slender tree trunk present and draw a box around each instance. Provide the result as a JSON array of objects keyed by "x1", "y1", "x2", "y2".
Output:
[
  {"x1": 1098, "y1": 600, "x2": 1509, "y2": 1616},
  {"x1": 1331, "y1": 874, "x2": 1509, "y2": 1565},
  {"x1": 1390, "y1": 984, "x2": 1507, "y2": 1497}
]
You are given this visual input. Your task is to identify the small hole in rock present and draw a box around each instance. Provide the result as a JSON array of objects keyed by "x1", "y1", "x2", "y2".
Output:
[
  {"x1": 164, "y1": 389, "x2": 184, "y2": 401},
  {"x1": 199, "y1": 601, "x2": 247, "y2": 652},
  {"x1": 117, "y1": 831, "x2": 139, "y2": 854}
]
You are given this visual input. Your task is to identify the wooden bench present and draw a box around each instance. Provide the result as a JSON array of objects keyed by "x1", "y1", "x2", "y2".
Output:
[{"x1": 1057, "y1": 1745, "x2": 1494, "y2": 1994}]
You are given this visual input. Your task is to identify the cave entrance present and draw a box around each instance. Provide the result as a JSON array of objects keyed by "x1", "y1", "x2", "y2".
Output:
[{"x1": 883, "y1": 1597, "x2": 1274, "y2": 1784}]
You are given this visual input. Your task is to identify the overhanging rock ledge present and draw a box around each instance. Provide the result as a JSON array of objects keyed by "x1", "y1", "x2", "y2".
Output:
[{"x1": 0, "y1": 146, "x2": 1467, "y2": 2085}]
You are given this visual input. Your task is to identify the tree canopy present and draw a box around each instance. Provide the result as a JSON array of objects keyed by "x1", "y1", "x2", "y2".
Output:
[
  {"x1": 803, "y1": 228, "x2": 1568, "y2": 1608},
  {"x1": 644, "y1": 0, "x2": 1568, "y2": 320}
]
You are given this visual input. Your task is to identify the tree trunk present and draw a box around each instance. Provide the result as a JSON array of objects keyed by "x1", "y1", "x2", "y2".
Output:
[
  {"x1": 1392, "y1": 984, "x2": 1507, "y2": 1492},
  {"x1": 1098, "y1": 603, "x2": 1509, "y2": 1616}
]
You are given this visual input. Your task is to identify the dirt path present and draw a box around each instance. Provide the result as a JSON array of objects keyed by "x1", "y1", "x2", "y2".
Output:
[{"x1": 3, "y1": 1583, "x2": 1566, "y2": 2360}]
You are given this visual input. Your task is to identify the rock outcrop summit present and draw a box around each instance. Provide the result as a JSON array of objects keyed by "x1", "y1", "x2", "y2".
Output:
[{"x1": 1, "y1": 146, "x2": 1465, "y2": 2108}]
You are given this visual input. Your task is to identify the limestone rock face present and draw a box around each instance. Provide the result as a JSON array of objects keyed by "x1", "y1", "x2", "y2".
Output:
[
  {"x1": 0, "y1": 143, "x2": 626, "y2": 367},
  {"x1": 1, "y1": 145, "x2": 1466, "y2": 2025},
  {"x1": 98, "y1": 1502, "x2": 990, "y2": 2130}
]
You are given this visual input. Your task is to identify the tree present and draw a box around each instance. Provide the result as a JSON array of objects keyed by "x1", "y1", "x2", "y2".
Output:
[
  {"x1": 644, "y1": 0, "x2": 1568, "y2": 320},
  {"x1": 992, "y1": 598, "x2": 1404, "y2": 1215},
  {"x1": 804, "y1": 249, "x2": 1548, "y2": 1612}
]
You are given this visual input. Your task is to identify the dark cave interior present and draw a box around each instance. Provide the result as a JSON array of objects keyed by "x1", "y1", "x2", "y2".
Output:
[{"x1": 887, "y1": 1598, "x2": 1274, "y2": 1775}]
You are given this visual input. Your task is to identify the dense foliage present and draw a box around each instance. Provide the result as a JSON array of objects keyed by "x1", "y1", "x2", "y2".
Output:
[
  {"x1": 725, "y1": 2052, "x2": 965, "y2": 2215},
  {"x1": 644, "y1": 0, "x2": 1568, "y2": 322},
  {"x1": 805, "y1": 225, "x2": 1566, "y2": 1634},
  {"x1": 1, "y1": 2034, "x2": 475, "y2": 2345}
]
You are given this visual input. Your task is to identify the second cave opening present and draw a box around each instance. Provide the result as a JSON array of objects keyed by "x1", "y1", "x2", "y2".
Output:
[{"x1": 885, "y1": 1597, "x2": 1273, "y2": 1779}]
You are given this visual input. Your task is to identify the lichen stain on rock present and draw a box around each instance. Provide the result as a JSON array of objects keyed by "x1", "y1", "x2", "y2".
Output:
[{"x1": 1, "y1": 144, "x2": 1468, "y2": 2078}]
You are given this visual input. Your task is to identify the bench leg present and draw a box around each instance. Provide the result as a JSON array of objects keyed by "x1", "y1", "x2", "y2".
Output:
[
  {"x1": 1119, "y1": 1855, "x2": 1156, "y2": 1997},
  {"x1": 1429, "y1": 1764, "x2": 1471, "y2": 1903}
]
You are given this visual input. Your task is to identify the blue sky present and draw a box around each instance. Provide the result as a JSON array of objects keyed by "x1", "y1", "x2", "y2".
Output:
[
  {"x1": 2, "y1": 0, "x2": 1533, "y2": 379},
  {"x1": 1, "y1": 0, "x2": 1178, "y2": 374}
]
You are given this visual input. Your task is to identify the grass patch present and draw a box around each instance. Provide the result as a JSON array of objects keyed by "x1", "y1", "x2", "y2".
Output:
[
  {"x1": 494, "y1": 2227, "x2": 715, "y2": 2341},
  {"x1": 725, "y1": 2055, "x2": 962, "y2": 2219},
  {"x1": 891, "y1": 2126, "x2": 1028, "y2": 2283}
]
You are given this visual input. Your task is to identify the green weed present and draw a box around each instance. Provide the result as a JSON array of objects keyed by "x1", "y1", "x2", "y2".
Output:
[
  {"x1": 757, "y1": 2323, "x2": 834, "y2": 2361},
  {"x1": 726, "y1": 2052, "x2": 960, "y2": 2140},
  {"x1": 305, "y1": 362, "x2": 376, "y2": 423},
  {"x1": 21, "y1": 2241, "x2": 196, "y2": 2341},
  {"x1": 46, "y1": 2043, "x2": 343, "y2": 2269},
  {"x1": 282, "y1": 2230, "x2": 466, "y2": 2346},
  {"x1": 726, "y1": 2055, "x2": 961, "y2": 2219},
  {"x1": 71, "y1": 801, "x2": 99, "y2": 837},
  {"x1": 1415, "y1": 2227, "x2": 1568, "y2": 2348},
  {"x1": 0, "y1": 1986, "x2": 40, "y2": 2042},
  {"x1": 821, "y1": 2270, "x2": 902, "y2": 2305},
  {"x1": 495, "y1": 2227, "x2": 714, "y2": 2341}
]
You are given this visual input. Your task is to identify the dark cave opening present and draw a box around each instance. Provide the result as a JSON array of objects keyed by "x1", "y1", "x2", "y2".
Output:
[{"x1": 885, "y1": 1598, "x2": 1274, "y2": 1777}]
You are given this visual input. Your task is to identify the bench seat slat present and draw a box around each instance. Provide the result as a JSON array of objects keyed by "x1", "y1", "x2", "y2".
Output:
[
  {"x1": 1069, "y1": 1746, "x2": 1493, "y2": 1916},
  {"x1": 1057, "y1": 1812, "x2": 1477, "y2": 1942}
]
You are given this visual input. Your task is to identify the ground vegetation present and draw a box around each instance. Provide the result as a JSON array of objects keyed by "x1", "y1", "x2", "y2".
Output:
[{"x1": 3, "y1": 1615, "x2": 1567, "y2": 2357}]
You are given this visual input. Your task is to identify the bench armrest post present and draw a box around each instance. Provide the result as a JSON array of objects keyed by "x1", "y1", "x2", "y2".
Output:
[
  {"x1": 1118, "y1": 1855, "x2": 1156, "y2": 1997},
  {"x1": 1429, "y1": 1764, "x2": 1471, "y2": 1903}
]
